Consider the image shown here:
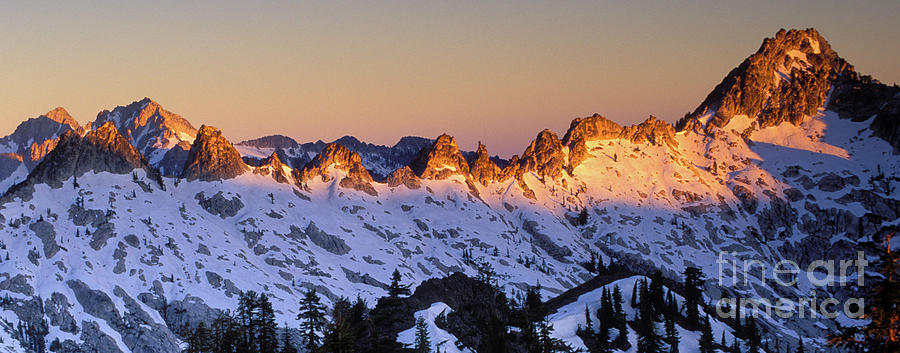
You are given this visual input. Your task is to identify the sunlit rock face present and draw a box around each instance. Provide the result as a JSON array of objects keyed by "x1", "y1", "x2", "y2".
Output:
[
  {"x1": 678, "y1": 28, "x2": 849, "y2": 132},
  {"x1": 181, "y1": 125, "x2": 248, "y2": 181},
  {"x1": 409, "y1": 134, "x2": 471, "y2": 180},
  {"x1": 94, "y1": 97, "x2": 198, "y2": 175},
  {"x1": 0, "y1": 107, "x2": 84, "y2": 170},
  {"x1": 295, "y1": 142, "x2": 377, "y2": 196},
  {"x1": 518, "y1": 129, "x2": 566, "y2": 180},
  {"x1": 468, "y1": 142, "x2": 501, "y2": 185}
]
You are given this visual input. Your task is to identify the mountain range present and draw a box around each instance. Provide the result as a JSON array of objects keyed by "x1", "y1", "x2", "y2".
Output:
[{"x1": 0, "y1": 28, "x2": 897, "y2": 352}]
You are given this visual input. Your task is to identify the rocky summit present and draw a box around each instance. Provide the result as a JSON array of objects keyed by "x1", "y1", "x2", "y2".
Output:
[
  {"x1": 409, "y1": 134, "x2": 471, "y2": 180},
  {"x1": 0, "y1": 28, "x2": 897, "y2": 353},
  {"x1": 296, "y1": 142, "x2": 377, "y2": 195},
  {"x1": 468, "y1": 143, "x2": 501, "y2": 185},
  {"x1": 518, "y1": 129, "x2": 566, "y2": 180},
  {"x1": 181, "y1": 125, "x2": 248, "y2": 181}
]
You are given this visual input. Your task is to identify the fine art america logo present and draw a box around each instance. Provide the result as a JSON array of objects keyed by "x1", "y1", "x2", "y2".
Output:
[{"x1": 714, "y1": 251, "x2": 867, "y2": 320}]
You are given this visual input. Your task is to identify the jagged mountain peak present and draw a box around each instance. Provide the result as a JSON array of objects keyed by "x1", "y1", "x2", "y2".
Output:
[
  {"x1": 42, "y1": 107, "x2": 81, "y2": 128},
  {"x1": 408, "y1": 133, "x2": 471, "y2": 180},
  {"x1": 180, "y1": 125, "x2": 247, "y2": 181},
  {"x1": 0, "y1": 107, "x2": 86, "y2": 173},
  {"x1": 251, "y1": 151, "x2": 290, "y2": 183},
  {"x1": 469, "y1": 142, "x2": 501, "y2": 186},
  {"x1": 677, "y1": 28, "x2": 852, "y2": 133},
  {"x1": 93, "y1": 97, "x2": 198, "y2": 164},
  {"x1": 296, "y1": 142, "x2": 377, "y2": 195},
  {"x1": 519, "y1": 129, "x2": 566, "y2": 180}
]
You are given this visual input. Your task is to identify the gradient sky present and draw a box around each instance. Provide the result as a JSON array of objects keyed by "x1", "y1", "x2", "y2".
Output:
[{"x1": 2, "y1": 1, "x2": 898, "y2": 156}]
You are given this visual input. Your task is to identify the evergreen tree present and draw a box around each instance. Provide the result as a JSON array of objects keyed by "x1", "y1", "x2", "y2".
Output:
[
  {"x1": 599, "y1": 287, "x2": 614, "y2": 329},
  {"x1": 297, "y1": 288, "x2": 327, "y2": 351},
  {"x1": 414, "y1": 317, "x2": 431, "y2": 353},
  {"x1": 584, "y1": 304, "x2": 593, "y2": 333},
  {"x1": 829, "y1": 231, "x2": 900, "y2": 352},
  {"x1": 536, "y1": 320, "x2": 570, "y2": 353},
  {"x1": 648, "y1": 271, "x2": 665, "y2": 316},
  {"x1": 682, "y1": 267, "x2": 706, "y2": 325},
  {"x1": 795, "y1": 337, "x2": 804, "y2": 353},
  {"x1": 280, "y1": 325, "x2": 298, "y2": 353},
  {"x1": 698, "y1": 316, "x2": 715, "y2": 353},
  {"x1": 388, "y1": 269, "x2": 411, "y2": 298},
  {"x1": 612, "y1": 285, "x2": 627, "y2": 344},
  {"x1": 666, "y1": 290, "x2": 677, "y2": 315},
  {"x1": 211, "y1": 312, "x2": 239, "y2": 353},
  {"x1": 236, "y1": 290, "x2": 261, "y2": 352},
  {"x1": 577, "y1": 208, "x2": 589, "y2": 226},
  {"x1": 522, "y1": 285, "x2": 545, "y2": 351},
  {"x1": 258, "y1": 294, "x2": 279, "y2": 353},
  {"x1": 631, "y1": 280, "x2": 639, "y2": 308},
  {"x1": 745, "y1": 316, "x2": 760, "y2": 353},
  {"x1": 664, "y1": 316, "x2": 680, "y2": 353},
  {"x1": 183, "y1": 322, "x2": 212, "y2": 353},
  {"x1": 636, "y1": 296, "x2": 663, "y2": 353},
  {"x1": 731, "y1": 339, "x2": 741, "y2": 353},
  {"x1": 323, "y1": 297, "x2": 357, "y2": 353}
]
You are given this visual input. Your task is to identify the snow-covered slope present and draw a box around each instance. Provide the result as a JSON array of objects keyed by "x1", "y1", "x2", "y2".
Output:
[{"x1": 0, "y1": 28, "x2": 897, "y2": 352}]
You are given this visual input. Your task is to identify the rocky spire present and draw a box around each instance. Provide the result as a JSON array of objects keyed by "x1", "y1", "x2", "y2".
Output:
[
  {"x1": 469, "y1": 142, "x2": 501, "y2": 185},
  {"x1": 253, "y1": 151, "x2": 290, "y2": 184},
  {"x1": 3, "y1": 122, "x2": 155, "y2": 200},
  {"x1": 408, "y1": 134, "x2": 470, "y2": 180},
  {"x1": 518, "y1": 129, "x2": 566, "y2": 180},
  {"x1": 677, "y1": 28, "x2": 851, "y2": 132},
  {"x1": 295, "y1": 143, "x2": 377, "y2": 196},
  {"x1": 181, "y1": 125, "x2": 248, "y2": 181}
]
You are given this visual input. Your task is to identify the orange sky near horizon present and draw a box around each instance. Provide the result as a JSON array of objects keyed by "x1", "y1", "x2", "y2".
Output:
[{"x1": 2, "y1": 1, "x2": 898, "y2": 156}]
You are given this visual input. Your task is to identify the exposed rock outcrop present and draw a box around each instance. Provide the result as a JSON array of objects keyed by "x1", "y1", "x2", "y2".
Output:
[
  {"x1": 195, "y1": 191, "x2": 244, "y2": 219},
  {"x1": 296, "y1": 143, "x2": 377, "y2": 196},
  {"x1": 620, "y1": 116, "x2": 677, "y2": 147},
  {"x1": 252, "y1": 152, "x2": 291, "y2": 184},
  {"x1": 304, "y1": 222, "x2": 352, "y2": 255},
  {"x1": 677, "y1": 28, "x2": 851, "y2": 132},
  {"x1": 409, "y1": 134, "x2": 471, "y2": 180},
  {"x1": 385, "y1": 166, "x2": 422, "y2": 189},
  {"x1": 181, "y1": 125, "x2": 248, "y2": 181},
  {"x1": 468, "y1": 143, "x2": 501, "y2": 185},
  {"x1": 518, "y1": 129, "x2": 566, "y2": 180},
  {"x1": 562, "y1": 114, "x2": 623, "y2": 144}
]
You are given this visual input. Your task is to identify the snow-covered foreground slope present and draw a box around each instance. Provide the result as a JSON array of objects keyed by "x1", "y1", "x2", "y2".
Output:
[
  {"x1": 548, "y1": 276, "x2": 734, "y2": 353},
  {"x1": 397, "y1": 302, "x2": 473, "y2": 353}
]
